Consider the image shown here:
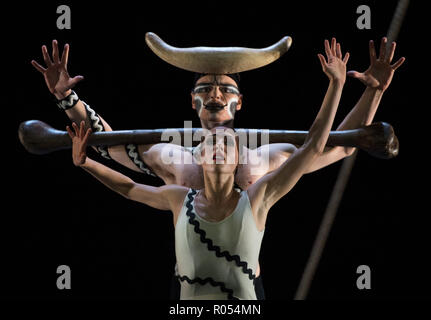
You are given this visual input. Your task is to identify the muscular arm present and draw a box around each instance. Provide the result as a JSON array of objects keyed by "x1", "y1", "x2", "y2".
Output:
[
  {"x1": 265, "y1": 38, "x2": 405, "y2": 174},
  {"x1": 64, "y1": 92, "x2": 166, "y2": 173},
  {"x1": 63, "y1": 95, "x2": 160, "y2": 174},
  {"x1": 258, "y1": 79, "x2": 345, "y2": 209},
  {"x1": 67, "y1": 121, "x2": 186, "y2": 212},
  {"x1": 32, "y1": 40, "x2": 160, "y2": 175},
  {"x1": 303, "y1": 79, "x2": 384, "y2": 172},
  {"x1": 248, "y1": 39, "x2": 348, "y2": 228},
  {"x1": 260, "y1": 87, "x2": 381, "y2": 174},
  {"x1": 81, "y1": 157, "x2": 180, "y2": 210}
]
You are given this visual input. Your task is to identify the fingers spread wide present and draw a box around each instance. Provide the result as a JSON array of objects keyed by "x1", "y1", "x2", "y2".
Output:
[
  {"x1": 379, "y1": 37, "x2": 387, "y2": 60},
  {"x1": 343, "y1": 52, "x2": 350, "y2": 64},
  {"x1": 386, "y1": 41, "x2": 396, "y2": 63},
  {"x1": 66, "y1": 125, "x2": 74, "y2": 138},
  {"x1": 61, "y1": 43, "x2": 69, "y2": 67},
  {"x1": 346, "y1": 70, "x2": 361, "y2": 78},
  {"x1": 391, "y1": 56, "x2": 406, "y2": 70},
  {"x1": 52, "y1": 40, "x2": 60, "y2": 64},
  {"x1": 79, "y1": 120, "x2": 85, "y2": 137},
  {"x1": 317, "y1": 53, "x2": 326, "y2": 68},
  {"x1": 42, "y1": 45, "x2": 53, "y2": 66},
  {"x1": 336, "y1": 43, "x2": 342, "y2": 59},
  {"x1": 324, "y1": 39, "x2": 331, "y2": 57},
  {"x1": 72, "y1": 121, "x2": 79, "y2": 136},
  {"x1": 369, "y1": 40, "x2": 376, "y2": 62},
  {"x1": 31, "y1": 60, "x2": 46, "y2": 73},
  {"x1": 331, "y1": 38, "x2": 337, "y2": 56}
]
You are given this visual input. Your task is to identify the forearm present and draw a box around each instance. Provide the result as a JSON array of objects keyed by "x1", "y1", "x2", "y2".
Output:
[
  {"x1": 79, "y1": 157, "x2": 170, "y2": 210},
  {"x1": 314, "y1": 86, "x2": 384, "y2": 159},
  {"x1": 55, "y1": 89, "x2": 91, "y2": 127},
  {"x1": 80, "y1": 157, "x2": 135, "y2": 198},
  {"x1": 305, "y1": 79, "x2": 344, "y2": 153},
  {"x1": 337, "y1": 87, "x2": 384, "y2": 130},
  {"x1": 58, "y1": 90, "x2": 113, "y2": 132},
  {"x1": 267, "y1": 80, "x2": 344, "y2": 197},
  {"x1": 259, "y1": 39, "x2": 350, "y2": 207},
  {"x1": 59, "y1": 91, "x2": 153, "y2": 173}
]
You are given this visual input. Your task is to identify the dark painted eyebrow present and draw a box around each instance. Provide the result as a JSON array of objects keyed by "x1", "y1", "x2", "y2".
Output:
[{"x1": 194, "y1": 82, "x2": 239, "y2": 89}]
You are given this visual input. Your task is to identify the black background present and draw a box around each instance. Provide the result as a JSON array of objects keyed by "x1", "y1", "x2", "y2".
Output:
[{"x1": 3, "y1": 0, "x2": 428, "y2": 304}]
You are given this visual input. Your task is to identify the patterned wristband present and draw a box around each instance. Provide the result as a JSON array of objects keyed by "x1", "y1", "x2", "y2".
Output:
[{"x1": 56, "y1": 90, "x2": 79, "y2": 110}]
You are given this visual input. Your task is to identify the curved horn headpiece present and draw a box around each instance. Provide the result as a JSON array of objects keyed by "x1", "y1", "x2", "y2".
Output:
[{"x1": 145, "y1": 32, "x2": 292, "y2": 74}]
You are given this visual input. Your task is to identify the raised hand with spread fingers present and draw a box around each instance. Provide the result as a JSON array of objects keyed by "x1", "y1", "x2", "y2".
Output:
[
  {"x1": 66, "y1": 121, "x2": 92, "y2": 167},
  {"x1": 31, "y1": 40, "x2": 84, "y2": 100},
  {"x1": 347, "y1": 37, "x2": 405, "y2": 92}
]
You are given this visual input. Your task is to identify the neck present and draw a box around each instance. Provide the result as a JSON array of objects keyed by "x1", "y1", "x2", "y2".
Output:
[
  {"x1": 200, "y1": 119, "x2": 235, "y2": 130},
  {"x1": 202, "y1": 171, "x2": 236, "y2": 203}
]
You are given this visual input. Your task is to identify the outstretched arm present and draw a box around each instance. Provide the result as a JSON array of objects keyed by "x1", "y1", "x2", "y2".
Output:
[
  {"x1": 311, "y1": 37, "x2": 406, "y2": 164},
  {"x1": 249, "y1": 38, "x2": 348, "y2": 221},
  {"x1": 264, "y1": 37, "x2": 405, "y2": 173},
  {"x1": 32, "y1": 40, "x2": 159, "y2": 175},
  {"x1": 31, "y1": 40, "x2": 91, "y2": 126},
  {"x1": 66, "y1": 121, "x2": 186, "y2": 211},
  {"x1": 340, "y1": 37, "x2": 405, "y2": 127}
]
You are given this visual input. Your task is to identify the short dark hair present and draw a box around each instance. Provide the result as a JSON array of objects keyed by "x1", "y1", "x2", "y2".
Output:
[{"x1": 192, "y1": 73, "x2": 240, "y2": 91}]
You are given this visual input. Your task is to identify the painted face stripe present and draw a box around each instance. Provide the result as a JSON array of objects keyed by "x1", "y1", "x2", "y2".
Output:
[
  {"x1": 194, "y1": 84, "x2": 240, "y2": 95},
  {"x1": 194, "y1": 96, "x2": 204, "y2": 117},
  {"x1": 227, "y1": 97, "x2": 239, "y2": 118}
]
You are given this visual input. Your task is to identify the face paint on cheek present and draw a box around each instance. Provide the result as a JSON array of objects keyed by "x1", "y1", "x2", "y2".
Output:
[
  {"x1": 226, "y1": 97, "x2": 239, "y2": 119},
  {"x1": 194, "y1": 96, "x2": 204, "y2": 117}
]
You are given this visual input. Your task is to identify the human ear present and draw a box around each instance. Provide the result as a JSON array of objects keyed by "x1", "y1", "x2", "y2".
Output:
[{"x1": 236, "y1": 94, "x2": 243, "y2": 111}]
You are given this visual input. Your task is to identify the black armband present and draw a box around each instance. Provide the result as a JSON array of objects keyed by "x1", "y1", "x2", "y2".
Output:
[{"x1": 56, "y1": 90, "x2": 79, "y2": 110}]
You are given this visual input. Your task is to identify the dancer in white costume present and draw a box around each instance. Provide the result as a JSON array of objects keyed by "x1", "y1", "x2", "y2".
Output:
[{"x1": 66, "y1": 39, "x2": 349, "y2": 300}]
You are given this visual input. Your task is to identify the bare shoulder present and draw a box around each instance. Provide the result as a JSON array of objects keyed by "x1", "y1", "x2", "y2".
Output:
[
  {"x1": 141, "y1": 143, "x2": 186, "y2": 159},
  {"x1": 160, "y1": 184, "x2": 189, "y2": 199},
  {"x1": 243, "y1": 143, "x2": 297, "y2": 172},
  {"x1": 160, "y1": 185, "x2": 190, "y2": 225},
  {"x1": 246, "y1": 179, "x2": 270, "y2": 214},
  {"x1": 140, "y1": 143, "x2": 193, "y2": 176},
  {"x1": 252, "y1": 143, "x2": 298, "y2": 175},
  {"x1": 246, "y1": 185, "x2": 270, "y2": 232},
  {"x1": 266, "y1": 143, "x2": 297, "y2": 156}
]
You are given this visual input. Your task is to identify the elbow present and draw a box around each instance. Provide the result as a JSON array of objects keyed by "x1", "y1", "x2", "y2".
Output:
[
  {"x1": 299, "y1": 143, "x2": 323, "y2": 168},
  {"x1": 303, "y1": 139, "x2": 325, "y2": 158},
  {"x1": 120, "y1": 181, "x2": 137, "y2": 200},
  {"x1": 343, "y1": 147, "x2": 356, "y2": 157},
  {"x1": 314, "y1": 143, "x2": 326, "y2": 156},
  {"x1": 303, "y1": 126, "x2": 326, "y2": 156},
  {"x1": 122, "y1": 192, "x2": 131, "y2": 200}
]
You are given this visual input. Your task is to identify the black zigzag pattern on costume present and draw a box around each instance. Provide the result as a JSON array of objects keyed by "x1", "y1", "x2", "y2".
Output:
[
  {"x1": 125, "y1": 144, "x2": 157, "y2": 177},
  {"x1": 185, "y1": 189, "x2": 256, "y2": 282},
  {"x1": 83, "y1": 101, "x2": 111, "y2": 160},
  {"x1": 175, "y1": 274, "x2": 238, "y2": 300}
]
